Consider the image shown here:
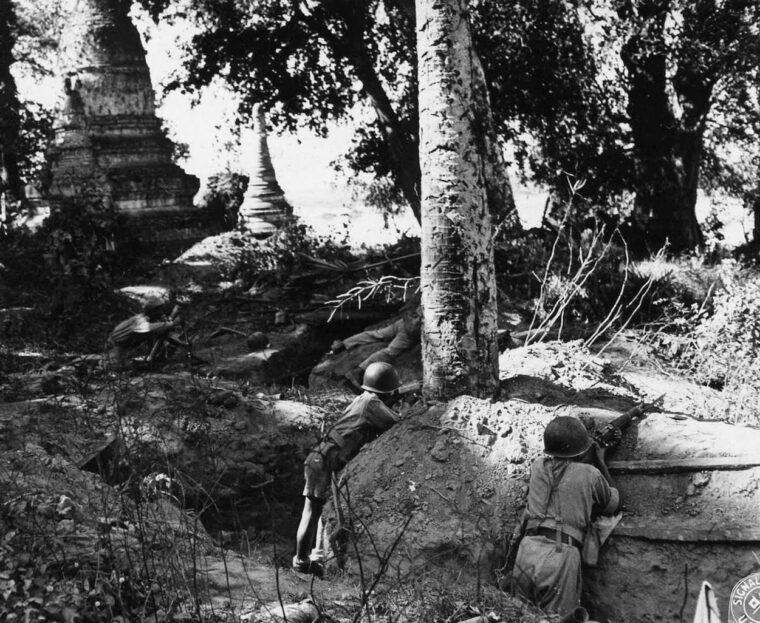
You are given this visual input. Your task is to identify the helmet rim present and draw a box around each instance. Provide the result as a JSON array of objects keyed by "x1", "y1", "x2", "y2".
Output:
[
  {"x1": 360, "y1": 362, "x2": 401, "y2": 394},
  {"x1": 543, "y1": 416, "x2": 592, "y2": 458}
]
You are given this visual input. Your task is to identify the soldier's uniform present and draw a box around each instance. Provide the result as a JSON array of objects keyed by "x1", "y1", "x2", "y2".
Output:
[
  {"x1": 105, "y1": 302, "x2": 178, "y2": 368},
  {"x1": 513, "y1": 457, "x2": 618, "y2": 613},
  {"x1": 303, "y1": 391, "x2": 398, "y2": 501},
  {"x1": 512, "y1": 417, "x2": 620, "y2": 615},
  {"x1": 294, "y1": 362, "x2": 401, "y2": 576},
  {"x1": 341, "y1": 308, "x2": 421, "y2": 371}
]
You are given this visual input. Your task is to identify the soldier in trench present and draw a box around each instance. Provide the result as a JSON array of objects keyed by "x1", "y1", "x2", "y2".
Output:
[
  {"x1": 330, "y1": 299, "x2": 421, "y2": 392},
  {"x1": 105, "y1": 296, "x2": 183, "y2": 369},
  {"x1": 512, "y1": 416, "x2": 620, "y2": 615},
  {"x1": 293, "y1": 361, "x2": 403, "y2": 576}
]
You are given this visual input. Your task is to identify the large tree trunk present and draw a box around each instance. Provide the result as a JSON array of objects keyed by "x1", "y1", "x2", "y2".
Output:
[
  {"x1": 416, "y1": 0, "x2": 499, "y2": 400},
  {"x1": 621, "y1": 0, "x2": 706, "y2": 255},
  {"x1": 393, "y1": 0, "x2": 518, "y2": 230},
  {"x1": 0, "y1": 0, "x2": 23, "y2": 227}
]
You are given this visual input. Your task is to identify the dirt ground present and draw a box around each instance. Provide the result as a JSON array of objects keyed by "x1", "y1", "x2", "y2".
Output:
[
  {"x1": 318, "y1": 340, "x2": 760, "y2": 622},
  {"x1": 3, "y1": 236, "x2": 760, "y2": 622}
]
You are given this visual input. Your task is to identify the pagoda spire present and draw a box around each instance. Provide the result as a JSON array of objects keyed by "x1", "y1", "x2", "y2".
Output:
[{"x1": 238, "y1": 105, "x2": 293, "y2": 236}]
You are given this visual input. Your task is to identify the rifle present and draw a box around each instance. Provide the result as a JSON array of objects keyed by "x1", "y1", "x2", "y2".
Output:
[{"x1": 592, "y1": 394, "x2": 664, "y2": 449}]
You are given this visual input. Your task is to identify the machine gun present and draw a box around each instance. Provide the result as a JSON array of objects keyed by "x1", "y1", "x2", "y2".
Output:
[{"x1": 592, "y1": 394, "x2": 664, "y2": 449}]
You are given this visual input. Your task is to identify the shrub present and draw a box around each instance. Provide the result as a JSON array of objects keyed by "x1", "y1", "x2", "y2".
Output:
[
  {"x1": 669, "y1": 262, "x2": 760, "y2": 422},
  {"x1": 231, "y1": 220, "x2": 357, "y2": 288},
  {"x1": 199, "y1": 171, "x2": 249, "y2": 230}
]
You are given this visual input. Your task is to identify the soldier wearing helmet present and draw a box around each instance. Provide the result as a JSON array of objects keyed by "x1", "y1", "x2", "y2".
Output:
[
  {"x1": 293, "y1": 361, "x2": 402, "y2": 576},
  {"x1": 512, "y1": 416, "x2": 620, "y2": 615},
  {"x1": 105, "y1": 295, "x2": 182, "y2": 368}
]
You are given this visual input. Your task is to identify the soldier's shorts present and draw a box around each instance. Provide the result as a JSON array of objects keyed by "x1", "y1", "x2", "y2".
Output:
[
  {"x1": 512, "y1": 535, "x2": 582, "y2": 615},
  {"x1": 303, "y1": 444, "x2": 343, "y2": 500}
]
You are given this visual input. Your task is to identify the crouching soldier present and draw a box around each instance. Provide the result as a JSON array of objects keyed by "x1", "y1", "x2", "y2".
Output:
[
  {"x1": 293, "y1": 361, "x2": 402, "y2": 576},
  {"x1": 512, "y1": 416, "x2": 620, "y2": 615},
  {"x1": 105, "y1": 297, "x2": 182, "y2": 369}
]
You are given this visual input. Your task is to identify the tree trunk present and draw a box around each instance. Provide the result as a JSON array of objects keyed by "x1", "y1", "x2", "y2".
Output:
[
  {"x1": 470, "y1": 51, "x2": 519, "y2": 233},
  {"x1": 393, "y1": 0, "x2": 518, "y2": 230},
  {"x1": 753, "y1": 179, "x2": 760, "y2": 245},
  {"x1": 621, "y1": 0, "x2": 706, "y2": 255},
  {"x1": 351, "y1": 53, "x2": 423, "y2": 223},
  {"x1": 416, "y1": 0, "x2": 499, "y2": 400},
  {"x1": 0, "y1": 0, "x2": 23, "y2": 227}
]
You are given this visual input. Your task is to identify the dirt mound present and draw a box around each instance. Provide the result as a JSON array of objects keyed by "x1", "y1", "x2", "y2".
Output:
[{"x1": 322, "y1": 341, "x2": 760, "y2": 622}]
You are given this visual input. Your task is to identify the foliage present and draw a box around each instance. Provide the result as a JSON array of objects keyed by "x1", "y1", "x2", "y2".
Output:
[
  {"x1": 16, "y1": 100, "x2": 54, "y2": 188},
  {"x1": 0, "y1": 0, "x2": 58, "y2": 230},
  {"x1": 470, "y1": 0, "x2": 631, "y2": 213},
  {"x1": 134, "y1": 0, "x2": 760, "y2": 249},
  {"x1": 40, "y1": 195, "x2": 124, "y2": 288},
  {"x1": 230, "y1": 221, "x2": 355, "y2": 288},
  {"x1": 199, "y1": 170, "x2": 249, "y2": 230},
  {"x1": 667, "y1": 262, "x2": 760, "y2": 422}
]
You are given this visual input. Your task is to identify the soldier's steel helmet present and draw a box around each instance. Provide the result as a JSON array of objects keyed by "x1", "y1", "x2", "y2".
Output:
[
  {"x1": 543, "y1": 416, "x2": 592, "y2": 458},
  {"x1": 361, "y1": 362, "x2": 401, "y2": 394}
]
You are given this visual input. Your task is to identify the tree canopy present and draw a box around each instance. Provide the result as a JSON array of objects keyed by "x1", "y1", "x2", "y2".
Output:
[{"x1": 1, "y1": 0, "x2": 757, "y2": 252}]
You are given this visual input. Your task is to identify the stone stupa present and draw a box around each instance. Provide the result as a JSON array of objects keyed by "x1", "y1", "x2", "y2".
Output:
[
  {"x1": 46, "y1": 0, "x2": 211, "y2": 249},
  {"x1": 238, "y1": 105, "x2": 293, "y2": 237}
]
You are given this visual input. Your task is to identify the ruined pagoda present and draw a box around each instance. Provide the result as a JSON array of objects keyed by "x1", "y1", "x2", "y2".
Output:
[
  {"x1": 238, "y1": 105, "x2": 293, "y2": 237},
  {"x1": 47, "y1": 0, "x2": 208, "y2": 249}
]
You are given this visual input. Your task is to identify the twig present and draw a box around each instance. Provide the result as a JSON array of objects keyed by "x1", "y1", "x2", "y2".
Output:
[
  {"x1": 325, "y1": 276, "x2": 420, "y2": 322},
  {"x1": 351, "y1": 514, "x2": 415, "y2": 623},
  {"x1": 211, "y1": 326, "x2": 249, "y2": 338},
  {"x1": 679, "y1": 562, "x2": 689, "y2": 623},
  {"x1": 584, "y1": 231, "x2": 630, "y2": 346}
]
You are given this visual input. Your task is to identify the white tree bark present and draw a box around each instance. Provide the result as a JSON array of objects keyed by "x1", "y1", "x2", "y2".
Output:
[{"x1": 416, "y1": 0, "x2": 499, "y2": 399}]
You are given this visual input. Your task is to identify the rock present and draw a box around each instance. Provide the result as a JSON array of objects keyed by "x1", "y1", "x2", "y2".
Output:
[
  {"x1": 118, "y1": 286, "x2": 173, "y2": 309},
  {"x1": 256, "y1": 600, "x2": 319, "y2": 623},
  {"x1": 430, "y1": 438, "x2": 449, "y2": 462}
]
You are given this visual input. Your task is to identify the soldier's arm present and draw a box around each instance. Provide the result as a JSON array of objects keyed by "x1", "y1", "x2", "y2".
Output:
[
  {"x1": 365, "y1": 397, "x2": 400, "y2": 431},
  {"x1": 592, "y1": 470, "x2": 620, "y2": 516}
]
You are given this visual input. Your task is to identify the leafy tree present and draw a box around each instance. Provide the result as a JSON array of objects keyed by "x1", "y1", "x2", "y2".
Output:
[
  {"x1": 470, "y1": 0, "x2": 632, "y2": 217},
  {"x1": 0, "y1": 0, "x2": 59, "y2": 231},
  {"x1": 138, "y1": 0, "x2": 517, "y2": 229},
  {"x1": 417, "y1": 0, "x2": 498, "y2": 399},
  {"x1": 616, "y1": 0, "x2": 760, "y2": 253}
]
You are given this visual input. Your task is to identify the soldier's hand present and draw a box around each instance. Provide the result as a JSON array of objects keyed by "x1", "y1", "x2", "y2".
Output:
[
  {"x1": 330, "y1": 340, "x2": 345, "y2": 354},
  {"x1": 607, "y1": 428, "x2": 622, "y2": 447},
  {"x1": 593, "y1": 441, "x2": 607, "y2": 465}
]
